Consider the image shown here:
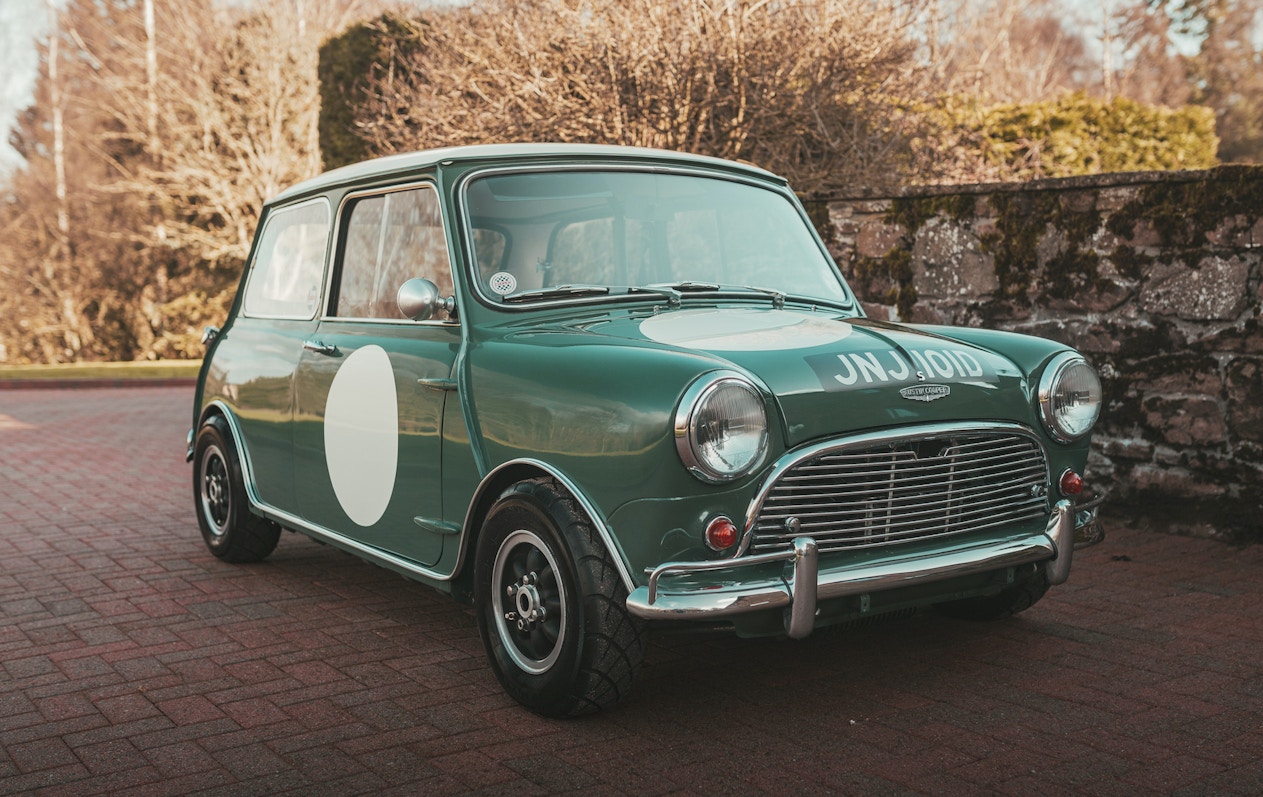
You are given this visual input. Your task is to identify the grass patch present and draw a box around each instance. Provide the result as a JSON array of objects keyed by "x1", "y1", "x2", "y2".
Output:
[{"x1": 0, "y1": 361, "x2": 201, "y2": 381}]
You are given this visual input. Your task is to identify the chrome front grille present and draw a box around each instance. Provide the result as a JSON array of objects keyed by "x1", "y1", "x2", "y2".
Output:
[{"x1": 751, "y1": 431, "x2": 1050, "y2": 554}]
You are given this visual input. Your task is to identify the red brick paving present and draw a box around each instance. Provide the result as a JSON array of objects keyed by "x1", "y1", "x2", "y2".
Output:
[{"x1": 1, "y1": 386, "x2": 1261, "y2": 796}]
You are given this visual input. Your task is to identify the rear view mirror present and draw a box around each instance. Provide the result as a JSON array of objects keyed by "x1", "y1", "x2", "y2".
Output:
[{"x1": 397, "y1": 278, "x2": 455, "y2": 321}]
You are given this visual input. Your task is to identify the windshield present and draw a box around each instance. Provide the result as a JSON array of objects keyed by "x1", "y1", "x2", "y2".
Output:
[{"x1": 463, "y1": 169, "x2": 852, "y2": 306}]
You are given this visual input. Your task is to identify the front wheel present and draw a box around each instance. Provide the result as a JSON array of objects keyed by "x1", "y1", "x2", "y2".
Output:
[
  {"x1": 474, "y1": 478, "x2": 645, "y2": 717},
  {"x1": 193, "y1": 415, "x2": 281, "y2": 563}
]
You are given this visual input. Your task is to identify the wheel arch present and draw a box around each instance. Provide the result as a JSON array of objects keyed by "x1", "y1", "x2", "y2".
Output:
[
  {"x1": 195, "y1": 401, "x2": 263, "y2": 508},
  {"x1": 451, "y1": 459, "x2": 637, "y2": 602}
]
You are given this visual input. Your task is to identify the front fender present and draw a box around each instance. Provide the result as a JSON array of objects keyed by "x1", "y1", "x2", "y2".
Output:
[{"x1": 450, "y1": 458, "x2": 639, "y2": 599}]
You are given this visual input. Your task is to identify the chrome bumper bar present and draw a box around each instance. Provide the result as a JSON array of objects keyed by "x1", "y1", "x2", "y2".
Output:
[{"x1": 627, "y1": 499, "x2": 1099, "y2": 639}]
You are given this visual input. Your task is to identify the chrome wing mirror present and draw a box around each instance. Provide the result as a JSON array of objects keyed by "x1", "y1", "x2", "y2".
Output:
[{"x1": 397, "y1": 278, "x2": 455, "y2": 321}]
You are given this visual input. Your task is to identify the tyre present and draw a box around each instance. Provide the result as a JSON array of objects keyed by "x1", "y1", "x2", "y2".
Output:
[
  {"x1": 474, "y1": 477, "x2": 646, "y2": 717},
  {"x1": 933, "y1": 563, "x2": 1049, "y2": 621},
  {"x1": 193, "y1": 415, "x2": 281, "y2": 563}
]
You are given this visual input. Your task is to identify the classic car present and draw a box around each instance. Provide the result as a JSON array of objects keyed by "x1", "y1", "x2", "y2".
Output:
[{"x1": 189, "y1": 144, "x2": 1104, "y2": 716}]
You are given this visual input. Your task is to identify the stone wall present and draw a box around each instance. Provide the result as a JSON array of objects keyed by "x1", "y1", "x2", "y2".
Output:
[{"x1": 812, "y1": 166, "x2": 1263, "y2": 542}]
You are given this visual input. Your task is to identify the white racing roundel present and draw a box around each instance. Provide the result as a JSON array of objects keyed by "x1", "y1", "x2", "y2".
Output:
[
  {"x1": 324, "y1": 344, "x2": 398, "y2": 526},
  {"x1": 640, "y1": 308, "x2": 852, "y2": 351}
]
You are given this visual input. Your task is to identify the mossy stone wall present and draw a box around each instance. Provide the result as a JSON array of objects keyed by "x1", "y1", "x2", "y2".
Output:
[{"x1": 824, "y1": 166, "x2": 1263, "y2": 543}]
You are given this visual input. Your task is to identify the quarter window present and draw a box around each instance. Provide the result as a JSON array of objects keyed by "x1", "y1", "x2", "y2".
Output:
[
  {"x1": 335, "y1": 186, "x2": 454, "y2": 320},
  {"x1": 242, "y1": 200, "x2": 329, "y2": 318}
]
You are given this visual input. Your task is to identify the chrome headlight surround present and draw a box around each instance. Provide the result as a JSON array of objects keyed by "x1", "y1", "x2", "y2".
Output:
[
  {"x1": 1038, "y1": 352, "x2": 1103, "y2": 443},
  {"x1": 675, "y1": 372, "x2": 770, "y2": 484}
]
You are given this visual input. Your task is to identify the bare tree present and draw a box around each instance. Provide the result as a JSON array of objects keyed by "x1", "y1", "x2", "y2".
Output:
[
  {"x1": 0, "y1": 0, "x2": 387, "y2": 362},
  {"x1": 1183, "y1": 0, "x2": 1263, "y2": 162},
  {"x1": 353, "y1": 0, "x2": 927, "y2": 194},
  {"x1": 930, "y1": 0, "x2": 1096, "y2": 103},
  {"x1": 0, "y1": 0, "x2": 128, "y2": 361},
  {"x1": 1109, "y1": 1, "x2": 1191, "y2": 106}
]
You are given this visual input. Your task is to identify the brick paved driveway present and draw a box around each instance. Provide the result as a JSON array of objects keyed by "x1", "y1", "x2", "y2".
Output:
[{"x1": 1, "y1": 387, "x2": 1260, "y2": 796}]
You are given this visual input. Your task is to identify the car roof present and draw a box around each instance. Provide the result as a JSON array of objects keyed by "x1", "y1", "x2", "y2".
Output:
[{"x1": 269, "y1": 143, "x2": 784, "y2": 206}]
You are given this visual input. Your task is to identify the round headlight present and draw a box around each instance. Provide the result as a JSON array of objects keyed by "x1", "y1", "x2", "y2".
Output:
[
  {"x1": 1038, "y1": 353, "x2": 1102, "y2": 443},
  {"x1": 675, "y1": 374, "x2": 769, "y2": 483}
]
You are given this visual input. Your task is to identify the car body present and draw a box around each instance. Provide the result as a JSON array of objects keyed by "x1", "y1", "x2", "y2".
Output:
[{"x1": 189, "y1": 144, "x2": 1104, "y2": 716}]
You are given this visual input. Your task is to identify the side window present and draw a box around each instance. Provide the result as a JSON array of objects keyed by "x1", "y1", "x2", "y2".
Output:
[
  {"x1": 335, "y1": 186, "x2": 453, "y2": 320},
  {"x1": 243, "y1": 200, "x2": 329, "y2": 318}
]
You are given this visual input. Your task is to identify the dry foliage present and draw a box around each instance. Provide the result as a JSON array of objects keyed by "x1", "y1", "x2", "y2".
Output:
[
  {"x1": 111, "y1": 0, "x2": 382, "y2": 266},
  {"x1": 926, "y1": 0, "x2": 1095, "y2": 104},
  {"x1": 0, "y1": 0, "x2": 1237, "y2": 363},
  {"x1": 354, "y1": 0, "x2": 927, "y2": 194},
  {"x1": 0, "y1": 0, "x2": 381, "y2": 362}
]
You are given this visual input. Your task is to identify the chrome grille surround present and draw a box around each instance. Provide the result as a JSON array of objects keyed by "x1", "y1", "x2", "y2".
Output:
[{"x1": 743, "y1": 422, "x2": 1051, "y2": 556}]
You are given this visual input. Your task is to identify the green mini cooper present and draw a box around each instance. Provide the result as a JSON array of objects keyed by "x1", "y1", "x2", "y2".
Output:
[{"x1": 190, "y1": 144, "x2": 1104, "y2": 716}]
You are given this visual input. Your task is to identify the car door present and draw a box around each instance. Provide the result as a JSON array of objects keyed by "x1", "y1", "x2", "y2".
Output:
[
  {"x1": 292, "y1": 183, "x2": 460, "y2": 567},
  {"x1": 224, "y1": 198, "x2": 330, "y2": 512}
]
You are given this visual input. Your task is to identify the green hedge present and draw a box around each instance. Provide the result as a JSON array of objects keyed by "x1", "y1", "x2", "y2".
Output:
[
  {"x1": 929, "y1": 92, "x2": 1218, "y2": 179},
  {"x1": 318, "y1": 15, "x2": 420, "y2": 171}
]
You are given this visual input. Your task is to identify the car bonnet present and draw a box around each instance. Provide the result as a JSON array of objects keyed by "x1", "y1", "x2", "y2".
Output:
[{"x1": 580, "y1": 306, "x2": 1034, "y2": 447}]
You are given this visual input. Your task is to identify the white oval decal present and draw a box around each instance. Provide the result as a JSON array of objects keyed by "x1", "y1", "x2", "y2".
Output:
[
  {"x1": 640, "y1": 309, "x2": 851, "y2": 351},
  {"x1": 324, "y1": 345, "x2": 398, "y2": 527}
]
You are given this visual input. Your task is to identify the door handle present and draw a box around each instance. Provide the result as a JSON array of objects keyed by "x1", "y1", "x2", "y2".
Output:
[
  {"x1": 416, "y1": 377, "x2": 458, "y2": 392},
  {"x1": 302, "y1": 340, "x2": 339, "y2": 356}
]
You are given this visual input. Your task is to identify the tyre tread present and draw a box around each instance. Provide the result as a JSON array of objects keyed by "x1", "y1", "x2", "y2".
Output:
[
  {"x1": 194, "y1": 416, "x2": 281, "y2": 564},
  {"x1": 482, "y1": 476, "x2": 647, "y2": 717}
]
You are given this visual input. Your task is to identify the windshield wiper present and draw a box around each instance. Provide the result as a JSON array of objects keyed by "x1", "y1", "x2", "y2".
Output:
[
  {"x1": 626, "y1": 285, "x2": 682, "y2": 307},
  {"x1": 501, "y1": 284, "x2": 611, "y2": 303},
  {"x1": 649, "y1": 281, "x2": 786, "y2": 308},
  {"x1": 652, "y1": 280, "x2": 720, "y2": 292}
]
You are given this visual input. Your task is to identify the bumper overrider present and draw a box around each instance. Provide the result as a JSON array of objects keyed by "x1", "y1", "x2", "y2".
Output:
[{"x1": 626, "y1": 495, "x2": 1105, "y2": 638}]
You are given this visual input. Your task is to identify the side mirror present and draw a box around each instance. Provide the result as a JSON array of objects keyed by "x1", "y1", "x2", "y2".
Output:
[{"x1": 397, "y1": 278, "x2": 455, "y2": 321}]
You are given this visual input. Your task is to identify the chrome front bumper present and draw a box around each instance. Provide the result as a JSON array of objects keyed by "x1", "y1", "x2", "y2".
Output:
[{"x1": 626, "y1": 498, "x2": 1103, "y2": 639}]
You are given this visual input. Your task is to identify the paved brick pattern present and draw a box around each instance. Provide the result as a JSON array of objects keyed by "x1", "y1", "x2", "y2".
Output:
[{"x1": 1, "y1": 387, "x2": 1261, "y2": 796}]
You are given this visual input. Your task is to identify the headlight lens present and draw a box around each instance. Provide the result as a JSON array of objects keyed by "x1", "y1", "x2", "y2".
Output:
[
  {"x1": 1038, "y1": 353, "x2": 1102, "y2": 443},
  {"x1": 676, "y1": 375, "x2": 769, "y2": 483}
]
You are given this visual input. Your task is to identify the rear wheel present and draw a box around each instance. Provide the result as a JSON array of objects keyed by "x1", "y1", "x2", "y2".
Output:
[
  {"x1": 934, "y1": 563, "x2": 1049, "y2": 621},
  {"x1": 193, "y1": 416, "x2": 281, "y2": 563},
  {"x1": 475, "y1": 477, "x2": 645, "y2": 717}
]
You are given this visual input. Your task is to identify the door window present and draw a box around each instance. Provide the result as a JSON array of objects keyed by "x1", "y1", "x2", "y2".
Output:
[
  {"x1": 242, "y1": 199, "x2": 330, "y2": 319},
  {"x1": 334, "y1": 186, "x2": 454, "y2": 320}
]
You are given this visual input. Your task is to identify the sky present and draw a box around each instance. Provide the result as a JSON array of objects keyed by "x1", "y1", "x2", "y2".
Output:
[{"x1": 0, "y1": 0, "x2": 48, "y2": 176}]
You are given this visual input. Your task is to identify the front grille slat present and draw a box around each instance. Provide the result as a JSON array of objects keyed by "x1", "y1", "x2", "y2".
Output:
[
  {"x1": 750, "y1": 513, "x2": 1042, "y2": 553},
  {"x1": 783, "y1": 447, "x2": 1041, "y2": 479},
  {"x1": 751, "y1": 431, "x2": 1049, "y2": 554},
  {"x1": 757, "y1": 495, "x2": 1044, "y2": 538},
  {"x1": 757, "y1": 495, "x2": 1045, "y2": 533},
  {"x1": 762, "y1": 470, "x2": 1048, "y2": 512},
  {"x1": 765, "y1": 465, "x2": 1046, "y2": 497}
]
